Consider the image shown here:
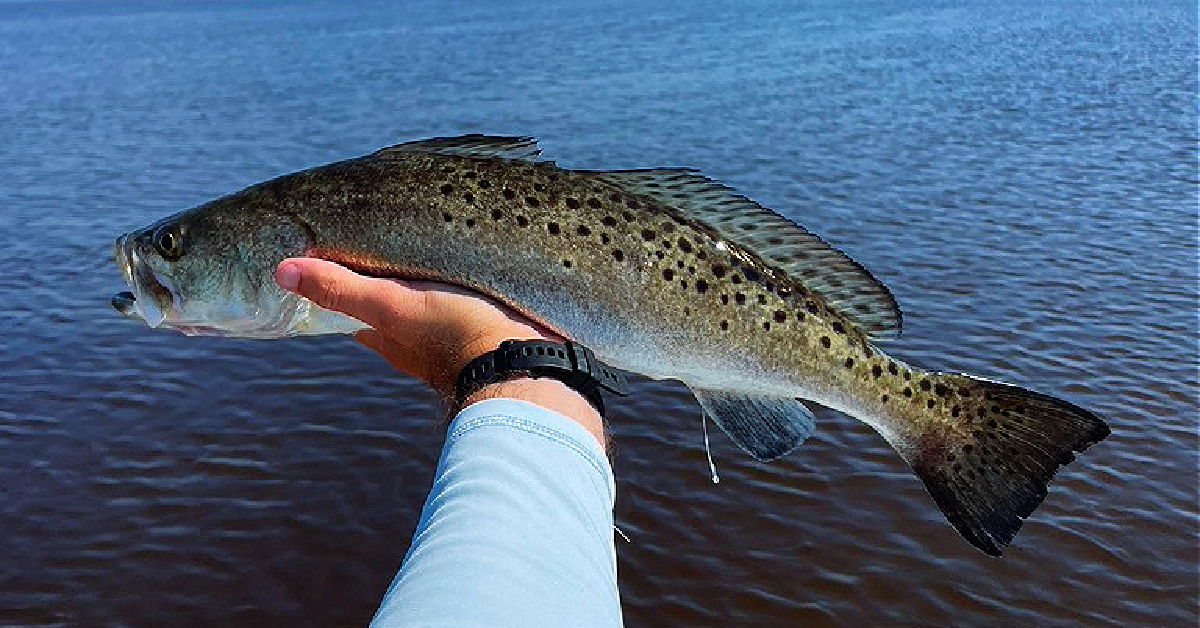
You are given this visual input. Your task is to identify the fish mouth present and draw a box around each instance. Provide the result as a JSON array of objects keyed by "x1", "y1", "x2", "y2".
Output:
[{"x1": 112, "y1": 234, "x2": 175, "y2": 327}]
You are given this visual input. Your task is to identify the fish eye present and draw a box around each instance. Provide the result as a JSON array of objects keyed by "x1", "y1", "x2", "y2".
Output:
[{"x1": 154, "y1": 225, "x2": 184, "y2": 260}]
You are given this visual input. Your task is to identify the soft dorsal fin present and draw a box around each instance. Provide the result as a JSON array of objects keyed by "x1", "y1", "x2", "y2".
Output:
[
  {"x1": 595, "y1": 169, "x2": 902, "y2": 340},
  {"x1": 376, "y1": 135, "x2": 542, "y2": 161}
]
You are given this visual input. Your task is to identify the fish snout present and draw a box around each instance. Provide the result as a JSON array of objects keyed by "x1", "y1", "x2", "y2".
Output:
[{"x1": 111, "y1": 291, "x2": 137, "y2": 317}]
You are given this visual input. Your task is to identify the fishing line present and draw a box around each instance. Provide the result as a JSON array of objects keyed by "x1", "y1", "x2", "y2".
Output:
[{"x1": 701, "y1": 411, "x2": 720, "y2": 484}]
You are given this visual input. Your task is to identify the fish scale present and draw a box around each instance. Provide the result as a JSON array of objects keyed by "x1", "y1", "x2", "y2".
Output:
[{"x1": 112, "y1": 134, "x2": 1108, "y2": 557}]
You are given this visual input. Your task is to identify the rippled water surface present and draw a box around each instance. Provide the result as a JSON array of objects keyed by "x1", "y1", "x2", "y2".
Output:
[{"x1": 0, "y1": 1, "x2": 1195, "y2": 626}]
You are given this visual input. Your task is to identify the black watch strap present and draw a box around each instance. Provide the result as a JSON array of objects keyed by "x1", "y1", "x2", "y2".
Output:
[{"x1": 454, "y1": 340, "x2": 629, "y2": 415}]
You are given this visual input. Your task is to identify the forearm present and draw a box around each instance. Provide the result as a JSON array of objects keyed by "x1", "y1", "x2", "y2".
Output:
[{"x1": 370, "y1": 398, "x2": 622, "y2": 628}]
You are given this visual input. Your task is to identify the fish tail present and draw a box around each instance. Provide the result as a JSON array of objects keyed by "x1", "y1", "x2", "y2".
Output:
[{"x1": 900, "y1": 374, "x2": 1109, "y2": 556}]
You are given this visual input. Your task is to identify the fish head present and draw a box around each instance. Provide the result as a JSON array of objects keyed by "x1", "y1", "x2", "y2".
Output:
[{"x1": 112, "y1": 195, "x2": 321, "y2": 338}]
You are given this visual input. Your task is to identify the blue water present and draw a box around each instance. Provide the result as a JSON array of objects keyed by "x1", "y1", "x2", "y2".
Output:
[{"x1": 0, "y1": 1, "x2": 1195, "y2": 626}]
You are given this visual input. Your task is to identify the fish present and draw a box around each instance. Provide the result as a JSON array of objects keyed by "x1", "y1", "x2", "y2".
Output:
[{"x1": 112, "y1": 134, "x2": 1109, "y2": 556}]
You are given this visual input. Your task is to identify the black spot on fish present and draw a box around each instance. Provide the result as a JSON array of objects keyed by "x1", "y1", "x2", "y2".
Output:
[
  {"x1": 622, "y1": 211, "x2": 635, "y2": 222},
  {"x1": 763, "y1": 322, "x2": 771, "y2": 331},
  {"x1": 562, "y1": 260, "x2": 572, "y2": 268},
  {"x1": 920, "y1": 379, "x2": 932, "y2": 392},
  {"x1": 743, "y1": 268, "x2": 760, "y2": 282},
  {"x1": 712, "y1": 265, "x2": 726, "y2": 278},
  {"x1": 566, "y1": 198, "x2": 580, "y2": 209},
  {"x1": 465, "y1": 218, "x2": 476, "y2": 228},
  {"x1": 503, "y1": 189, "x2": 515, "y2": 200},
  {"x1": 871, "y1": 364, "x2": 882, "y2": 378},
  {"x1": 440, "y1": 184, "x2": 454, "y2": 195},
  {"x1": 463, "y1": 171, "x2": 476, "y2": 179},
  {"x1": 934, "y1": 384, "x2": 949, "y2": 397},
  {"x1": 655, "y1": 250, "x2": 665, "y2": 259},
  {"x1": 820, "y1": 336, "x2": 831, "y2": 348},
  {"x1": 881, "y1": 394, "x2": 889, "y2": 403},
  {"x1": 600, "y1": 234, "x2": 611, "y2": 244},
  {"x1": 731, "y1": 274, "x2": 743, "y2": 284},
  {"x1": 796, "y1": 311, "x2": 805, "y2": 322},
  {"x1": 463, "y1": 192, "x2": 474, "y2": 203},
  {"x1": 696, "y1": 280, "x2": 709, "y2": 293},
  {"x1": 609, "y1": 193, "x2": 621, "y2": 202},
  {"x1": 642, "y1": 229, "x2": 656, "y2": 241},
  {"x1": 678, "y1": 238, "x2": 693, "y2": 253},
  {"x1": 516, "y1": 216, "x2": 529, "y2": 227},
  {"x1": 491, "y1": 209, "x2": 503, "y2": 220},
  {"x1": 844, "y1": 357, "x2": 854, "y2": 369},
  {"x1": 680, "y1": 280, "x2": 689, "y2": 289},
  {"x1": 720, "y1": 320, "x2": 729, "y2": 331},
  {"x1": 525, "y1": 196, "x2": 540, "y2": 207},
  {"x1": 831, "y1": 321, "x2": 845, "y2": 334},
  {"x1": 773, "y1": 310, "x2": 786, "y2": 323},
  {"x1": 663, "y1": 269, "x2": 674, "y2": 281},
  {"x1": 547, "y1": 222, "x2": 560, "y2": 235},
  {"x1": 576, "y1": 225, "x2": 591, "y2": 236},
  {"x1": 442, "y1": 166, "x2": 456, "y2": 173},
  {"x1": 602, "y1": 216, "x2": 617, "y2": 226},
  {"x1": 951, "y1": 405, "x2": 961, "y2": 417},
  {"x1": 676, "y1": 260, "x2": 685, "y2": 269},
  {"x1": 903, "y1": 371, "x2": 912, "y2": 381},
  {"x1": 903, "y1": 388, "x2": 913, "y2": 397},
  {"x1": 662, "y1": 240, "x2": 673, "y2": 249},
  {"x1": 720, "y1": 294, "x2": 729, "y2": 305},
  {"x1": 757, "y1": 294, "x2": 767, "y2": 305},
  {"x1": 735, "y1": 293, "x2": 746, "y2": 304},
  {"x1": 927, "y1": 399, "x2": 936, "y2": 409},
  {"x1": 612, "y1": 249, "x2": 625, "y2": 262},
  {"x1": 442, "y1": 213, "x2": 453, "y2": 222},
  {"x1": 888, "y1": 362, "x2": 899, "y2": 375},
  {"x1": 588, "y1": 198, "x2": 602, "y2": 209},
  {"x1": 478, "y1": 179, "x2": 491, "y2": 189},
  {"x1": 805, "y1": 302, "x2": 819, "y2": 314}
]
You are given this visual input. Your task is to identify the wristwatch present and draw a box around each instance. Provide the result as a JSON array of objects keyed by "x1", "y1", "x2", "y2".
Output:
[{"x1": 454, "y1": 340, "x2": 630, "y2": 415}]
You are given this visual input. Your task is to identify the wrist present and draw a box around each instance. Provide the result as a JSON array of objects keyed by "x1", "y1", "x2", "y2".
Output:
[{"x1": 459, "y1": 378, "x2": 606, "y2": 449}]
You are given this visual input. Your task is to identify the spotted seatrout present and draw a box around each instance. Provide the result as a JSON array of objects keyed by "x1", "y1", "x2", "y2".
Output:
[{"x1": 112, "y1": 135, "x2": 1108, "y2": 556}]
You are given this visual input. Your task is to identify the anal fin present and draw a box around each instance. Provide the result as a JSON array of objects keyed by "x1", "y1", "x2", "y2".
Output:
[{"x1": 689, "y1": 388, "x2": 817, "y2": 461}]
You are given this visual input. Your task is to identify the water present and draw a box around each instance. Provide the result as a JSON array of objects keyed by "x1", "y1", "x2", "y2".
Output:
[{"x1": 0, "y1": 0, "x2": 1195, "y2": 626}]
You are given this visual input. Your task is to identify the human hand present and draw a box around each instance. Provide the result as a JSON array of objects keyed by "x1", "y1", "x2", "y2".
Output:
[{"x1": 273, "y1": 258, "x2": 558, "y2": 395}]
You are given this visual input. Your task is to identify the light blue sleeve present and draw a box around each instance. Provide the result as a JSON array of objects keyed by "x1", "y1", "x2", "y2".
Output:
[{"x1": 369, "y1": 398, "x2": 623, "y2": 628}]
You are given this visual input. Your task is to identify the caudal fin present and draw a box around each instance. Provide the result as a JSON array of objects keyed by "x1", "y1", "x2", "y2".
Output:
[{"x1": 907, "y1": 375, "x2": 1109, "y2": 556}]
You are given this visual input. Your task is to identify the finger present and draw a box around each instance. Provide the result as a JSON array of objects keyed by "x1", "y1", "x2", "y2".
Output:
[{"x1": 274, "y1": 258, "x2": 426, "y2": 330}]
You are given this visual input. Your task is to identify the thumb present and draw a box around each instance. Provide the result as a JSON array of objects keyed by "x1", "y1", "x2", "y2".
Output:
[{"x1": 274, "y1": 258, "x2": 422, "y2": 330}]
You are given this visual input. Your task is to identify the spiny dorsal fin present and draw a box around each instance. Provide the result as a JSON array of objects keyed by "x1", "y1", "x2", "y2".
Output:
[
  {"x1": 596, "y1": 169, "x2": 902, "y2": 340},
  {"x1": 376, "y1": 135, "x2": 542, "y2": 161}
]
